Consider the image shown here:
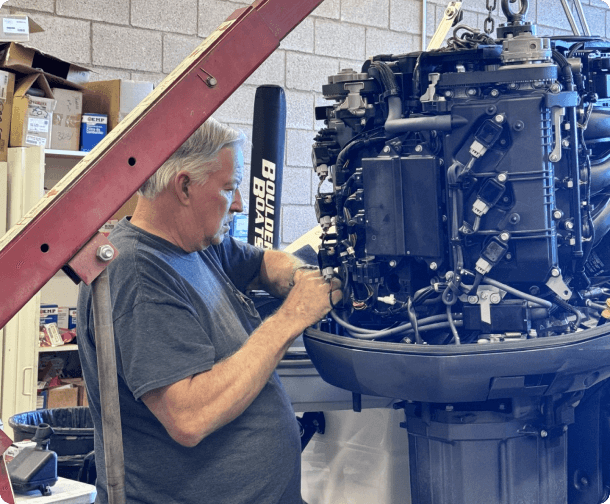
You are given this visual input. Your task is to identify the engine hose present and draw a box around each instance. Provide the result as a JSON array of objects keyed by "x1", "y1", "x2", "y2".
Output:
[
  {"x1": 330, "y1": 311, "x2": 462, "y2": 340},
  {"x1": 590, "y1": 158, "x2": 610, "y2": 195},
  {"x1": 592, "y1": 197, "x2": 610, "y2": 247},
  {"x1": 403, "y1": 320, "x2": 464, "y2": 335},
  {"x1": 583, "y1": 110, "x2": 610, "y2": 143},
  {"x1": 407, "y1": 298, "x2": 422, "y2": 344},
  {"x1": 552, "y1": 50, "x2": 574, "y2": 90},
  {"x1": 442, "y1": 285, "x2": 459, "y2": 305},
  {"x1": 447, "y1": 305, "x2": 461, "y2": 345},
  {"x1": 553, "y1": 295, "x2": 583, "y2": 328},
  {"x1": 466, "y1": 272, "x2": 484, "y2": 295}
]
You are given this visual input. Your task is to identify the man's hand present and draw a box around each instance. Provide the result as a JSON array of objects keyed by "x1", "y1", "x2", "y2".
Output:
[{"x1": 277, "y1": 268, "x2": 342, "y2": 329}]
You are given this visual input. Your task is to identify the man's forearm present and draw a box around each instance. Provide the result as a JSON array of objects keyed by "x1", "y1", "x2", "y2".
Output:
[
  {"x1": 143, "y1": 269, "x2": 333, "y2": 447},
  {"x1": 250, "y1": 249, "x2": 308, "y2": 298},
  {"x1": 146, "y1": 309, "x2": 304, "y2": 447}
]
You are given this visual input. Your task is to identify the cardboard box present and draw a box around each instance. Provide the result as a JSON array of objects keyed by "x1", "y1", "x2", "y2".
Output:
[
  {"x1": 60, "y1": 378, "x2": 88, "y2": 407},
  {"x1": 0, "y1": 42, "x2": 90, "y2": 87},
  {"x1": 40, "y1": 303, "x2": 58, "y2": 326},
  {"x1": 80, "y1": 113, "x2": 107, "y2": 152},
  {"x1": 50, "y1": 88, "x2": 82, "y2": 151},
  {"x1": 82, "y1": 79, "x2": 153, "y2": 132},
  {"x1": 0, "y1": 69, "x2": 14, "y2": 162},
  {"x1": 100, "y1": 193, "x2": 139, "y2": 236},
  {"x1": 46, "y1": 384, "x2": 78, "y2": 409},
  {"x1": 0, "y1": 15, "x2": 43, "y2": 43},
  {"x1": 57, "y1": 306, "x2": 77, "y2": 332},
  {"x1": 10, "y1": 73, "x2": 56, "y2": 149}
]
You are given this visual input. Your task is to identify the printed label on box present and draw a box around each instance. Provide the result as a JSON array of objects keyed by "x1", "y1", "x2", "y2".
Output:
[
  {"x1": 25, "y1": 134, "x2": 46, "y2": 146},
  {"x1": 0, "y1": 73, "x2": 7, "y2": 101},
  {"x1": 40, "y1": 304, "x2": 58, "y2": 325},
  {"x1": 3, "y1": 18, "x2": 28, "y2": 35},
  {"x1": 28, "y1": 117, "x2": 50, "y2": 133},
  {"x1": 43, "y1": 323, "x2": 64, "y2": 346},
  {"x1": 81, "y1": 113, "x2": 108, "y2": 152},
  {"x1": 58, "y1": 307, "x2": 77, "y2": 331}
]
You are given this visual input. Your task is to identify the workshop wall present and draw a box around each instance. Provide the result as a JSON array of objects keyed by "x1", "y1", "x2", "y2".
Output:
[{"x1": 3, "y1": 0, "x2": 609, "y2": 247}]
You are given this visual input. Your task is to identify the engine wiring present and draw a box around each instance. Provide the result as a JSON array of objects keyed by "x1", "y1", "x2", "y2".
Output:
[{"x1": 310, "y1": 11, "x2": 610, "y2": 346}]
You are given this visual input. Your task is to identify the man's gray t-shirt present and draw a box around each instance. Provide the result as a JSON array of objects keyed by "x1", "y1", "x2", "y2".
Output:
[{"x1": 77, "y1": 218, "x2": 301, "y2": 504}]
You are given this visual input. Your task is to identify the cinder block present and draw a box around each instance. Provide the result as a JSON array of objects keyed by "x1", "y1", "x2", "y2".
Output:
[
  {"x1": 366, "y1": 27, "x2": 411, "y2": 58},
  {"x1": 87, "y1": 68, "x2": 132, "y2": 82},
  {"x1": 198, "y1": 0, "x2": 248, "y2": 38},
  {"x1": 132, "y1": 0, "x2": 197, "y2": 35},
  {"x1": 282, "y1": 167, "x2": 313, "y2": 205},
  {"x1": 130, "y1": 72, "x2": 166, "y2": 86},
  {"x1": 339, "y1": 59, "x2": 366, "y2": 74},
  {"x1": 286, "y1": 52, "x2": 339, "y2": 92},
  {"x1": 163, "y1": 34, "x2": 202, "y2": 74},
  {"x1": 93, "y1": 24, "x2": 163, "y2": 72},
  {"x1": 245, "y1": 49, "x2": 285, "y2": 87},
  {"x1": 427, "y1": 3, "x2": 440, "y2": 42},
  {"x1": 537, "y1": 0, "x2": 573, "y2": 28},
  {"x1": 286, "y1": 90, "x2": 315, "y2": 130},
  {"x1": 458, "y1": 10, "x2": 479, "y2": 33},
  {"x1": 315, "y1": 18, "x2": 366, "y2": 60},
  {"x1": 583, "y1": 5, "x2": 606, "y2": 37},
  {"x1": 22, "y1": 14, "x2": 91, "y2": 65},
  {"x1": 282, "y1": 204, "x2": 319, "y2": 243},
  {"x1": 313, "y1": 0, "x2": 341, "y2": 19},
  {"x1": 341, "y1": 0, "x2": 390, "y2": 28},
  {"x1": 286, "y1": 129, "x2": 317, "y2": 167},
  {"x1": 390, "y1": 0, "x2": 423, "y2": 34},
  {"x1": 229, "y1": 123, "x2": 252, "y2": 165},
  {"x1": 213, "y1": 85, "x2": 257, "y2": 125},
  {"x1": 553, "y1": 27, "x2": 574, "y2": 36},
  {"x1": 281, "y1": 17, "x2": 314, "y2": 53},
  {"x1": 8, "y1": 0, "x2": 54, "y2": 13},
  {"x1": 57, "y1": 0, "x2": 129, "y2": 25}
]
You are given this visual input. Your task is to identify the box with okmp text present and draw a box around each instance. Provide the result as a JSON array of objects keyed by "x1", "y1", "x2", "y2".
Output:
[{"x1": 80, "y1": 113, "x2": 107, "y2": 152}]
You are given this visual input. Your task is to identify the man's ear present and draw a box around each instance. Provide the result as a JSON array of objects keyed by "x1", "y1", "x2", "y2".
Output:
[{"x1": 174, "y1": 172, "x2": 191, "y2": 205}]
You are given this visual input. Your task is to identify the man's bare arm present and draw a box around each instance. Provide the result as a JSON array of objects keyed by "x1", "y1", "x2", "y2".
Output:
[
  {"x1": 247, "y1": 249, "x2": 315, "y2": 298},
  {"x1": 142, "y1": 268, "x2": 340, "y2": 447}
]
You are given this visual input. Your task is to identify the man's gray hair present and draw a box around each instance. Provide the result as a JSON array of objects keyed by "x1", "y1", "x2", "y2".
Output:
[{"x1": 138, "y1": 117, "x2": 246, "y2": 199}]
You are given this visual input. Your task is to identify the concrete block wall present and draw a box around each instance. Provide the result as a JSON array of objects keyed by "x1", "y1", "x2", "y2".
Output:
[{"x1": 4, "y1": 0, "x2": 609, "y2": 247}]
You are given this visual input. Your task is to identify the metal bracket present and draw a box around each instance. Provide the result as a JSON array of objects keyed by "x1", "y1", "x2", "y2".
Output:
[
  {"x1": 338, "y1": 82, "x2": 367, "y2": 116},
  {"x1": 427, "y1": 1, "x2": 463, "y2": 51},
  {"x1": 547, "y1": 271, "x2": 572, "y2": 301},
  {"x1": 62, "y1": 232, "x2": 119, "y2": 286},
  {"x1": 549, "y1": 106, "x2": 565, "y2": 163}
]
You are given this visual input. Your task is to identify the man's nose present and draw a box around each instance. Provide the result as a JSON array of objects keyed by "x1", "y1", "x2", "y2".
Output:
[{"x1": 230, "y1": 188, "x2": 243, "y2": 213}]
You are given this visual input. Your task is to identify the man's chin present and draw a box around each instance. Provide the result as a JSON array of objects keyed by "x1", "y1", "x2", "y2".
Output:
[{"x1": 211, "y1": 232, "x2": 227, "y2": 246}]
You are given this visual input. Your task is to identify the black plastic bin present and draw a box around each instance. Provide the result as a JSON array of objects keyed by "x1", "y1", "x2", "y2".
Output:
[{"x1": 9, "y1": 407, "x2": 96, "y2": 484}]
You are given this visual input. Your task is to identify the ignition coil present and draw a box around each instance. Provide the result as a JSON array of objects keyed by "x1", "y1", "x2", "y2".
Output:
[
  {"x1": 318, "y1": 247, "x2": 339, "y2": 281},
  {"x1": 475, "y1": 233, "x2": 510, "y2": 275},
  {"x1": 315, "y1": 193, "x2": 336, "y2": 230},
  {"x1": 469, "y1": 114, "x2": 506, "y2": 159},
  {"x1": 472, "y1": 174, "x2": 507, "y2": 216}
]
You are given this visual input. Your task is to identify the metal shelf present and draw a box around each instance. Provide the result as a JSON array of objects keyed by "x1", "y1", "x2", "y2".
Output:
[
  {"x1": 38, "y1": 344, "x2": 78, "y2": 353},
  {"x1": 45, "y1": 149, "x2": 87, "y2": 159}
]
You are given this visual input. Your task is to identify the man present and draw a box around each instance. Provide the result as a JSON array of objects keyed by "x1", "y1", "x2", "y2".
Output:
[{"x1": 77, "y1": 117, "x2": 340, "y2": 503}]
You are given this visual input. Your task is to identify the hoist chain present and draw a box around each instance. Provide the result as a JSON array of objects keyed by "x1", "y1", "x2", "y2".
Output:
[{"x1": 484, "y1": 0, "x2": 496, "y2": 34}]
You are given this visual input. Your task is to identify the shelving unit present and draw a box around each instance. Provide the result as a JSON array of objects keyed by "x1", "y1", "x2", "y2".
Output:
[
  {"x1": 1, "y1": 147, "x2": 85, "y2": 437},
  {"x1": 39, "y1": 344, "x2": 79, "y2": 354}
]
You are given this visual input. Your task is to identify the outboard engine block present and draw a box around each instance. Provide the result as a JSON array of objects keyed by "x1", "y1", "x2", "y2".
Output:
[{"x1": 304, "y1": 1, "x2": 610, "y2": 503}]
